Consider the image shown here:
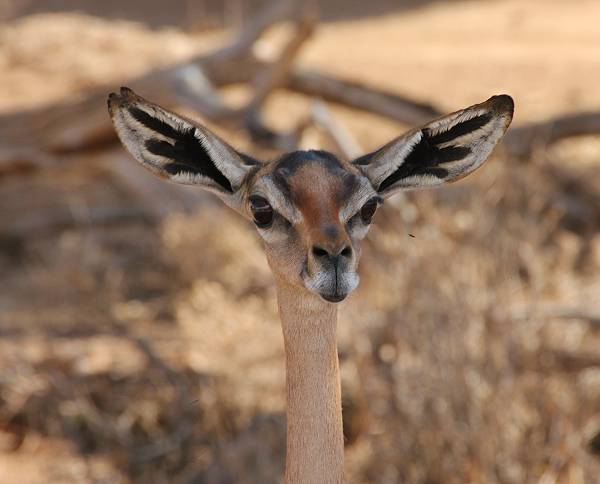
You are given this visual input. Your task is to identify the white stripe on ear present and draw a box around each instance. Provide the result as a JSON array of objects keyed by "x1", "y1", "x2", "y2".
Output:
[
  {"x1": 107, "y1": 87, "x2": 260, "y2": 195},
  {"x1": 353, "y1": 95, "x2": 514, "y2": 196}
]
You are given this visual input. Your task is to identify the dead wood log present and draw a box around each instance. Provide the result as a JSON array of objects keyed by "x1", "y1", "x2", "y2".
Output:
[
  {"x1": 310, "y1": 101, "x2": 362, "y2": 159},
  {"x1": 286, "y1": 68, "x2": 441, "y2": 125},
  {"x1": 505, "y1": 111, "x2": 600, "y2": 159},
  {"x1": 245, "y1": 9, "x2": 317, "y2": 114},
  {"x1": 100, "y1": 151, "x2": 215, "y2": 220},
  {"x1": 0, "y1": 147, "x2": 61, "y2": 178},
  {"x1": 543, "y1": 161, "x2": 600, "y2": 235},
  {"x1": 3, "y1": 0, "x2": 598, "y2": 166},
  {"x1": 170, "y1": 64, "x2": 238, "y2": 121},
  {"x1": 0, "y1": 0, "x2": 441, "y2": 156},
  {"x1": 242, "y1": 9, "x2": 317, "y2": 149},
  {"x1": 173, "y1": 0, "x2": 316, "y2": 125},
  {"x1": 547, "y1": 308, "x2": 600, "y2": 327},
  {"x1": 543, "y1": 349, "x2": 600, "y2": 372},
  {"x1": 0, "y1": 0, "x2": 303, "y2": 153},
  {"x1": 209, "y1": 0, "x2": 307, "y2": 63},
  {"x1": 3, "y1": 205, "x2": 150, "y2": 239},
  {"x1": 0, "y1": 59, "x2": 440, "y2": 157}
]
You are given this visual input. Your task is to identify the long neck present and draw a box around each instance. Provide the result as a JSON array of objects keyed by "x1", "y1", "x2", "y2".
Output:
[{"x1": 275, "y1": 277, "x2": 345, "y2": 484}]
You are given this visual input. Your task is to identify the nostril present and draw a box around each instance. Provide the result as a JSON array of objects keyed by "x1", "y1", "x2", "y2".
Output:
[
  {"x1": 312, "y1": 246, "x2": 329, "y2": 258},
  {"x1": 340, "y1": 246, "x2": 352, "y2": 258}
]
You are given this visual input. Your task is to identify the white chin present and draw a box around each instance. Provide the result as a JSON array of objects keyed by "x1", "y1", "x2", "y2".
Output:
[{"x1": 303, "y1": 271, "x2": 360, "y2": 300}]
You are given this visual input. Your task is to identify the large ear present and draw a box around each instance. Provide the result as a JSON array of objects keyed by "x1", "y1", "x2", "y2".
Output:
[
  {"x1": 107, "y1": 87, "x2": 260, "y2": 196},
  {"x1": 353, "y1": 95, "x2": 514, "y2": 197}
]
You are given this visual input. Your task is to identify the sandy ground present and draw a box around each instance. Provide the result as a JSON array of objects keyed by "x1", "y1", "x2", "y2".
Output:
[{"x1": 1, "y1": 0, "x2": 600, "y2": 483}]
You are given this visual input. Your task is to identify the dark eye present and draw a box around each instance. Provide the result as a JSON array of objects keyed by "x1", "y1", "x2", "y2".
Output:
[
  {"x1": 249, "y1": 195, "x2": 274, "y2": 228},
  {"x1": 360, "y1": 198, "x2": 379, "y2": 224}
]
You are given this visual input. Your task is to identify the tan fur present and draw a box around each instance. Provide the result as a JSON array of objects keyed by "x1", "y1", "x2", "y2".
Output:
[
  {"x1": 275, "y1": 276, "x2": 345, "y2": 484},
  {"x1": 287, "y1": 163, "x2": 351, "y2": 254}
]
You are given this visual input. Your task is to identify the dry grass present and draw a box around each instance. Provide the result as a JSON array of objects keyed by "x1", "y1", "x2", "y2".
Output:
[{"x1": 1, "y1": 1, "x2": 600, "y2": 483}]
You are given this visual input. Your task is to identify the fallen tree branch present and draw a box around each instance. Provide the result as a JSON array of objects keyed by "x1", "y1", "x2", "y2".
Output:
[
  {"x1": 100, "y1": 151, "x2": 215, "y2": 219},
  {"x1": 209, "y1": 0, "x2": 306, "y2": 63},
  {"x1": 548, "y1": 308, "x2": 600, "y2": 327},
  {"x1": 4, "y1": 0, "x2": 598, "y2": 166},
  {"x1": 0, "y1": 2, "x2": 439, "y2": 156},
  {"x1": 0, "y1": 147, "x2": 61, "y2": 178},
  {"x1": 0, "y1": 60, "x2": 440, "y2": 156},
  {"x1": 245, "y1": 9, "x2": 317, "y2": 114},
  {"x1": 3, "y1": 205, "x2": 150, "y2": 239},
  {"x1": 505, "y1": 112, "x2": 600, "y2": 159},
  {"x1": 0, "y1": 0, "x2": 302, "y2": 153},
  {"x1": 171, "y1": 65, "x2": 238, "y2": 121},
  {"x1": 242, "y1": 9, "x2": 317, "y2": 149},
  {"x1": 543, "y1": 349, "x2": 600, "y2": 373},
  {"x1": 541, "y1": 161, "x2": 600, "y2": 235},
  {"x1": 311, "y1": 101, "x2": 362, "y2": 158},
  {"x1": 287, "y1": 68, "x2": 441, "y2": 125}
]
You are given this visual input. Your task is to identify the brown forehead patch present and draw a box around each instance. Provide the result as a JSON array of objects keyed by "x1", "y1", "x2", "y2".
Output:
[
  {"x1": 285, "y1": 162, "x2": 358, "y2": 229},
  {"x1": 251, "y1": 150, "x2": 363, "y2": 235},
  {"x1": 271, "y1": 150, "x2": 359, "y2": 206}
]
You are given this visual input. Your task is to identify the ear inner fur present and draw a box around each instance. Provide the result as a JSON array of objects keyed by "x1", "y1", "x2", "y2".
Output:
[
  {"x1": 377, "y1": 133, "x2": 471, "y2": 192},
  {"x1": 143, "y1": 134, "x2": 233, "y2": 192},
  {"x1": 127, "y1": 104, "x2": 234, "y2": 192},
  {"x1": 426, "y1": 111, "x2": 493, "y2": 145},
  {"x1": 107, "y1": 87, "x2": 259, "y2": 194},
  {"x1": 353, "y1": 95, "x2": 514, "y2": 194}
]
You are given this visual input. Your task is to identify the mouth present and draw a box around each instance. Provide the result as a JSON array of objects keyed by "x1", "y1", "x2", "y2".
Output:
[
  {"x1": 320, "y1": 293, "x2": 347, "y2": 303},
  {"x1": 301, "y1": 265, "x2": 356, "y2": 304}
]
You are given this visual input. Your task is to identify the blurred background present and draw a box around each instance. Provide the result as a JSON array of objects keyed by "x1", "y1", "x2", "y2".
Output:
[{"x1": 1, "y1": 0, "x2": 600, "y2": 482}]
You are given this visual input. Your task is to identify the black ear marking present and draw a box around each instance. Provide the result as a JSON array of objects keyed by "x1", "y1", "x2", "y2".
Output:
[
  {"x1": 352, "y1": 94, "x2": 514, "y2": 197},
  {"x1": 352, "y1": 94, "x2": 514, "y2": 195},
  {"x1": 377, "y1": 130, "x2": 471, "y2": 192},
  {"x1": 377, "y1": 111, "x2": 494, "y2": 192},
  {"x1": 123, "y1": 103, "x2": 234, "y2": 192},
  {"x1": 109, "y1": 87, "x2": 263, "y2": 194},
  {"x1": 128, "y1": 106, "x2": 182, "y2": 140},
  {"x1": 144, "y1": 131, "x2": 233, "y2": 192}
]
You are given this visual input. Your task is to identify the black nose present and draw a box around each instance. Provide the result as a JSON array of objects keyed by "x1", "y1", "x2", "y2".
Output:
[{"x1": 312, "y1": 245, "x2": 352, "y2": 263}]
